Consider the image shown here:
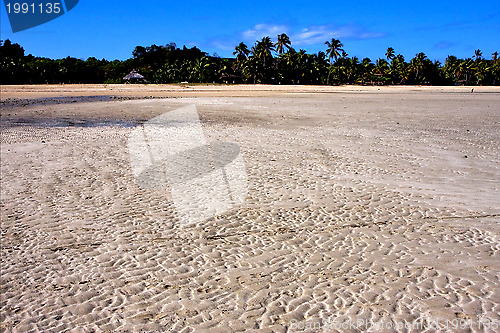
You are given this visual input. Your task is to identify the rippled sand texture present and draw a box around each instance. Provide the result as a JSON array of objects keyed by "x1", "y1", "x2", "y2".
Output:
[{"x1": 1, "y1": 88, "x2": 500, "y2": 332}]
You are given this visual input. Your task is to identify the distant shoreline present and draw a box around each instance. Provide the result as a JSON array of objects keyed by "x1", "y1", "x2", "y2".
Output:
[{"x1": 2, "y1": 84, "x2": 500, "y2": 100}]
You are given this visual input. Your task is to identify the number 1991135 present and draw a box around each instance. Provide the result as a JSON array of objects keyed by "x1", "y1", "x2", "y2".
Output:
[{"x1": 5, "y1": 2, "x2": 62, "y2": 14}]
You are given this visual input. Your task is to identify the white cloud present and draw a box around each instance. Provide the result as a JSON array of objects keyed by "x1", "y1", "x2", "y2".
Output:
[
  {"x1": 211, "y1": 40, "x2": 236, "y2": 51},
  {"x1": 292, "y1": 25, "x2": 384, "y2": 45},
  {"x1": 240, "y1": 23, "x2": 384, "y2": 46},
  {"x1": 292, "y1": 26, "x2": 339, "y2": 45},
  {"x1": 205, "y1": 23, "x2": 384, "y2": 55},
  {"x1": 241, "y1": 24, "x2": 289, "y2": 40}
]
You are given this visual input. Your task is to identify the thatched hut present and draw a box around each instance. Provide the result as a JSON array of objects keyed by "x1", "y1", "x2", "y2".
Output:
[{"x1": 123, "y1": 70, "x2": 147, "y2": 83}]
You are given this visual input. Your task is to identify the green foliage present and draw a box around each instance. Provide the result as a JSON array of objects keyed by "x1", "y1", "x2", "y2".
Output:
[
  {"x1": 0, "y1": 39, "x2": 26, "y2": 84},
  {"x1": 0, "y1": 39, "x2": 498, "y2": 86}
]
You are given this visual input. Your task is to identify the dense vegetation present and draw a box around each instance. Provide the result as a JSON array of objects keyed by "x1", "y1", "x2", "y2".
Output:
[{"x1": 1, "y1": 36, "x2": 498, "y2": 85}]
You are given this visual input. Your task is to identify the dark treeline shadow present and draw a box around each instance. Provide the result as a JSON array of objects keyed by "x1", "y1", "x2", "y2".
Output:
[{"x1": 1, "y1": 37, "x2": 498, "y2": 86}]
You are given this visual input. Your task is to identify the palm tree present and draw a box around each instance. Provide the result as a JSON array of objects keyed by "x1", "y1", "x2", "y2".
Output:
[
  {"x1": 492, "y1": 51, "x2": 498, "y2": 64},
  {"x1": 456, "y1": 59, "x2": 474, "y2": 84},
  {"x1": 345, "y1": 56, "x2": 359, "y2": 84},
  {"x1": 389, "y1": 55, "x2": 405, "y2": 84},
  {"x1": 385, "y1": 47, "x2": 395, "y2": 61},
  {"x1": 374, "y1": 58, "x2": 390, "y2": 84},
  {"x1": 325, "y1": 38, "x2": 344, "y2": 64},
  {"x1": 256, "y1": 37, "x2": 274, "y2": 58},
  {"x1": 491, "y1": 52, "x2": 499, "y2": 84},
  {"x1": 233, "y1": 42, "x2": 250, "y2": 62},
  {"x1": 276, "y1": 33, "x2": 291, "y2": 55},
  {"x1": 246, "y1": 47, "x2": 260, "y2": 83},
  {"x1": 473, "y1": 61, "x2": 490, "y2": 85},
  {"x1": 233, "y1": 42, "x2": 250, "y2": 81},
  {"x1": 255, "y1": 36, "x2": 275, "y2": 67},
  {"x1": 474, "y1": 49, "x2": 482, "y2": 61},
  {"x1": 443, "y1": 55, "x2": 459, "y2": 84},
  {"x1": 410, "y1": 52, "x2": 428, "y2": 84},
  {"x1": 360, "y1": 58, "x2": 373, "y2": 84},
  {"x1": 250, "y1": 37, "x2": 275, "y2": 83},
  {"x1": 325, "y1": 38, "x2": 344, "y2": 84},
  {"x1": 312, "y1": 51, "x2": 328, "y2": 84}
]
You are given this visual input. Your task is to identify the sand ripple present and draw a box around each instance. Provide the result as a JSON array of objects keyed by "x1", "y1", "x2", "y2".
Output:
[{"x1": 1, "y1": 93, "x2": 499, "y2": 332}]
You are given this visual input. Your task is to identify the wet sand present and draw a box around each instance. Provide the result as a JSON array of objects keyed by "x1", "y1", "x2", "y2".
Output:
[{"x1": 1, "y1": 85, "x2": 499, "y2": 332}]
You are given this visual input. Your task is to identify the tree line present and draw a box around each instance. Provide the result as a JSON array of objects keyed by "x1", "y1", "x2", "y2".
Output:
[{"x1": 1, "y1": 36, "x2": 498, "y2": 85}]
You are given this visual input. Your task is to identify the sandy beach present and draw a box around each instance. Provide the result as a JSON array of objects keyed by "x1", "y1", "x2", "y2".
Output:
[{"x1": 1, "y1": 85, "x2": 499, "y2": 332}]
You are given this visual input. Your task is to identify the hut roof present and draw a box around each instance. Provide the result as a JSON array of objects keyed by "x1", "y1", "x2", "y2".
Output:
[{"x1": 123, "y1": 70, "x2": 145, "y2": 81}]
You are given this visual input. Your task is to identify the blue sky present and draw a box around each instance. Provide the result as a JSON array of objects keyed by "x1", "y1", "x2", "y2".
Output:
[{"x1": 1, "y1": 0, "x2": 499, "y2": 62}]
